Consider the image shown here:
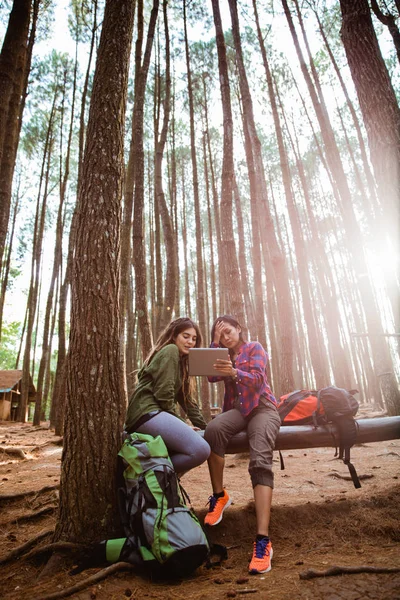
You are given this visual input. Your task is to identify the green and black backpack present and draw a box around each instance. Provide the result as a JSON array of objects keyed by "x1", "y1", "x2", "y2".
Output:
[
  {"x1": 72, "y1": 433, "x2": 226, "y2": 578},
  {"x1": 113, "y1": 432, "x2": 210, "y2": 577}
]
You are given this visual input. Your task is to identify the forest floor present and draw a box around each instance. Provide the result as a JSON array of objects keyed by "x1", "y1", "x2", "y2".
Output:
[{"x1": 0, "y1": 417, "x2": 399, "y2": 600}]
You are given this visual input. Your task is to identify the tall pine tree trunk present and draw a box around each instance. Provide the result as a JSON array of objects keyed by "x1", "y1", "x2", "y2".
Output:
[
  {"x1": 210, "y1": 0, "x2": 245, "y2": 323},
  {"x1": 55, "y1": 0, "x2": 135, "y2": 544},
  {"x1": 155, "y1": 0, "x2": 177, "y2": 330},
  {"x1": 183, "y1": 0, "x2": 210, "y2": 419},
  {"x1": 129, "y1": 0, "x2": 159, "y2": 358}
]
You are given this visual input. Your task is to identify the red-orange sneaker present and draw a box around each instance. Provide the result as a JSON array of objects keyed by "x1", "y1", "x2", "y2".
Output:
[
  {"x1": 249, "y1": 538, "x2": 273, "y2": 574},
  {"x1": 204, "y1": 490, "x2": 232, "y2": 526}
]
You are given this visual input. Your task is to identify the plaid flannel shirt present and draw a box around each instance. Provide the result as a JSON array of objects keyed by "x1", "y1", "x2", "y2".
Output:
[{"x1": 209, "y1": 341, "x2": 276, "y2": 417}]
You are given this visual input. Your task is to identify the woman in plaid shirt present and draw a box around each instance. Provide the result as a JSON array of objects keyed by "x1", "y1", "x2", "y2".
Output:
[{"x1": 203, "y1": 315, "x2": 281, "y2": 575}]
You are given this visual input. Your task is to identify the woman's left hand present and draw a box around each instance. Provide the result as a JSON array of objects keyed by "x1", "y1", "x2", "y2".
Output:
[{"x1": 213, "y1": 359, "x2": 237, "y2": 378}]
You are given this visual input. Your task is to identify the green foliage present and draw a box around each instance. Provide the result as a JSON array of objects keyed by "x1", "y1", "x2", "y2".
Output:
[
  {"x1": 0, "y1": 321, "x2": 21, "y2": 369},
  {"x1": 36, "y1": 0, "x2": 56, "y2": 44},
  {"x1": 68, "y1": 0, "x2": 101, "y2": 44}
]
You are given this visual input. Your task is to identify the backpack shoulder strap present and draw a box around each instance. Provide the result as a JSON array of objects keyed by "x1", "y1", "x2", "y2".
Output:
[{"x1": 336, "y1": 418, "x2": 361, "y2": 489}]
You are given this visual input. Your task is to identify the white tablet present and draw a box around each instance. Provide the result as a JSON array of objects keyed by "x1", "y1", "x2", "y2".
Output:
[{"x1": 188, "y1": 348, "x2": 230, "y2": 376}]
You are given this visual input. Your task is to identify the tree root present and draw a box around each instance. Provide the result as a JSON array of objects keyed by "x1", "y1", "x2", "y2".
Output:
[
  {"x1": 0, "y1": 528, "x2": 54, "y2": 565},
  {"x1": 24, "y1": 541, "x2": 89, "y2": 562},
  {"x1": 34, "y1": 561, "x2": 134, "y2": 600},
  {"x1": 299, "y1": 565, "x2": 400, "y2": 580},
  {"x1": 2, "y1": 505, "x2": 56, "y2": 526},
  {"x1": 28, "y1": 438, "x2": 63, "y2": 451},
  {"x1": 0, "y1": 447, "x2": 27, "y2": 459},
  {"x1": 0, "y1": 484, "x2": 59, "y2": 503}
]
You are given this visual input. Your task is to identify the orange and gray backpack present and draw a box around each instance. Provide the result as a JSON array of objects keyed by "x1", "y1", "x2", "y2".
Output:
[{"x1": 277, "y1": 386, "x2": 361, "y2": 488}]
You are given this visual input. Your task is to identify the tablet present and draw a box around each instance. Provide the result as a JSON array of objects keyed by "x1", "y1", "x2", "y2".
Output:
[{"x1": 188, "y1": 348, "x2": 230, "y2": 376}]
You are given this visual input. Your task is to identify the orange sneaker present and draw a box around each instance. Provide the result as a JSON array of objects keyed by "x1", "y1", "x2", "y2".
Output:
[
  {"x1": 249, "y1": 538, "x2": 273, "y2": 574},
  {"x1": 204, "y1": 490, "x2": 232, "y2": 526}
]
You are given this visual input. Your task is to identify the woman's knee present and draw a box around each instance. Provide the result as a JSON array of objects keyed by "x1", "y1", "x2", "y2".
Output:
[
  {"x1": 249, "y1": 466, "x2": 274, "y2": 489},
  {"x1": 198, "y1": 437, "x2": 211, "y2": 462},
  {"x1": 204, "y1": 419, "x2": 219, "y2": 446}
]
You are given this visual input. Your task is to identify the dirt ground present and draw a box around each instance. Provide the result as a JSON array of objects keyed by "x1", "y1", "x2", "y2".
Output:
[{"x1": 0, "y1": 419, "x2": 399, "y2": 600}]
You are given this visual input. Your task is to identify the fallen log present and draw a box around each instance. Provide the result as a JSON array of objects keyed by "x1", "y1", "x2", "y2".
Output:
[{"x1": 201, "y1": 417, "x2": 400, "y2": 453}]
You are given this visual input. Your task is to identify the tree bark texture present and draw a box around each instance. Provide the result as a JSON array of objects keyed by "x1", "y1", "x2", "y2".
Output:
[
  {"x1": 0, "y1": 0, "x2": 31, "y2": 271},
  {"x1": 55, "y1": 0, "x2": 135, "y2": 543}
]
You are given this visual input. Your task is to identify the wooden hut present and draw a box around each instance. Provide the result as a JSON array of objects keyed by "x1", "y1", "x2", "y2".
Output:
[{"x1": 0, "y1": 370, "x2": 36, "y2": 421}]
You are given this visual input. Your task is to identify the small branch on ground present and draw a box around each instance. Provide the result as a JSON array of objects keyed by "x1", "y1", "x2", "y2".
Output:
[
  {"x1": 328, "y1": 473, "x2": 374, "y2": 481},
  {"x1": 300, "y1": 565, "x2": 400, "y2": 579},
  {"x1": 33, "y1": 562, "x2": 134, "y2": 600},
  {"x1": 0, "y1": 528, "x2": 54, "y2": 565},
  {"x1": 0, "y1": 484, "x2": 59, "y2": 503},
  {"x1": 227, "y1": 590, "x2": 258, "y2": 597}
]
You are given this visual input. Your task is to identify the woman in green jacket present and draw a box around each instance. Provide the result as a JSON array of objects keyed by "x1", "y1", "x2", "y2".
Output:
[{"x1": 125, "y1": 318, "x2": 210, "y2": 473}]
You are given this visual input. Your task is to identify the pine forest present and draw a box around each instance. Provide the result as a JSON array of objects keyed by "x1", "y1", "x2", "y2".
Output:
[{"x1": 0, "y1": 0, "x2": 400, "y2": 547}]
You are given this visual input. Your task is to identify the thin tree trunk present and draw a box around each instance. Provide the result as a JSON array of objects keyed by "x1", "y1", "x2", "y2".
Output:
[
  {"x1": 155, "y1": 0, "x2": 177, "y2": 330},
  {"x1": 210, "y1": 0, "x2": 245, "y2": 322},
  {"x1": 232, "y1": 177, "x2": 256, "y2": 335},
  {"x1": 202, "y1": 129, "x2": 217, "y2": 323},
  {"x1": 34, "y1": 38, "x2": 77, "y2": 426},
  {"x1": 183, "y1": 0, "x2": 210, "y2": 419},
  {"x1": 0, "y1": 193, "x2": 19, "y2": 341},
  {"x1": 130, "y1": 0, "x2": 159, "y2": 359},
  {"x1": 181, "y1": 165, "x2": 191, "y2": 317},
  {"x1": 19, "y1": 103, "x2": 56, "y2": 422}
]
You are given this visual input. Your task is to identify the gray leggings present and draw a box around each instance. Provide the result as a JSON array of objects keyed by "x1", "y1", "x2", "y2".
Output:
[{"x1": 136, "y1": 411, "x2": 210, "y2": 473}]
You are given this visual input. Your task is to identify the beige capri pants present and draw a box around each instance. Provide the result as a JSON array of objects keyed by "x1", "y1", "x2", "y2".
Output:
[{"x1": 204, "y1": 400, "x2": 281, "y2": 489}]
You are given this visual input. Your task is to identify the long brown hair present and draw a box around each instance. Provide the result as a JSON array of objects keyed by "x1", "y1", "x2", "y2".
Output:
[{"x1": 145, "y1": 317, "x2": 202, "y2": 403}]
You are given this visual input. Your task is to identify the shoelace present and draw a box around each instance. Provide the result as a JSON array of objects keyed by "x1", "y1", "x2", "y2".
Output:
[
  {"x1": 254, "y1": 538, "x2": 269, "y2": 559},
  {"x1": 206, "y1": 495, "x2": 218, "y2": 512}
]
